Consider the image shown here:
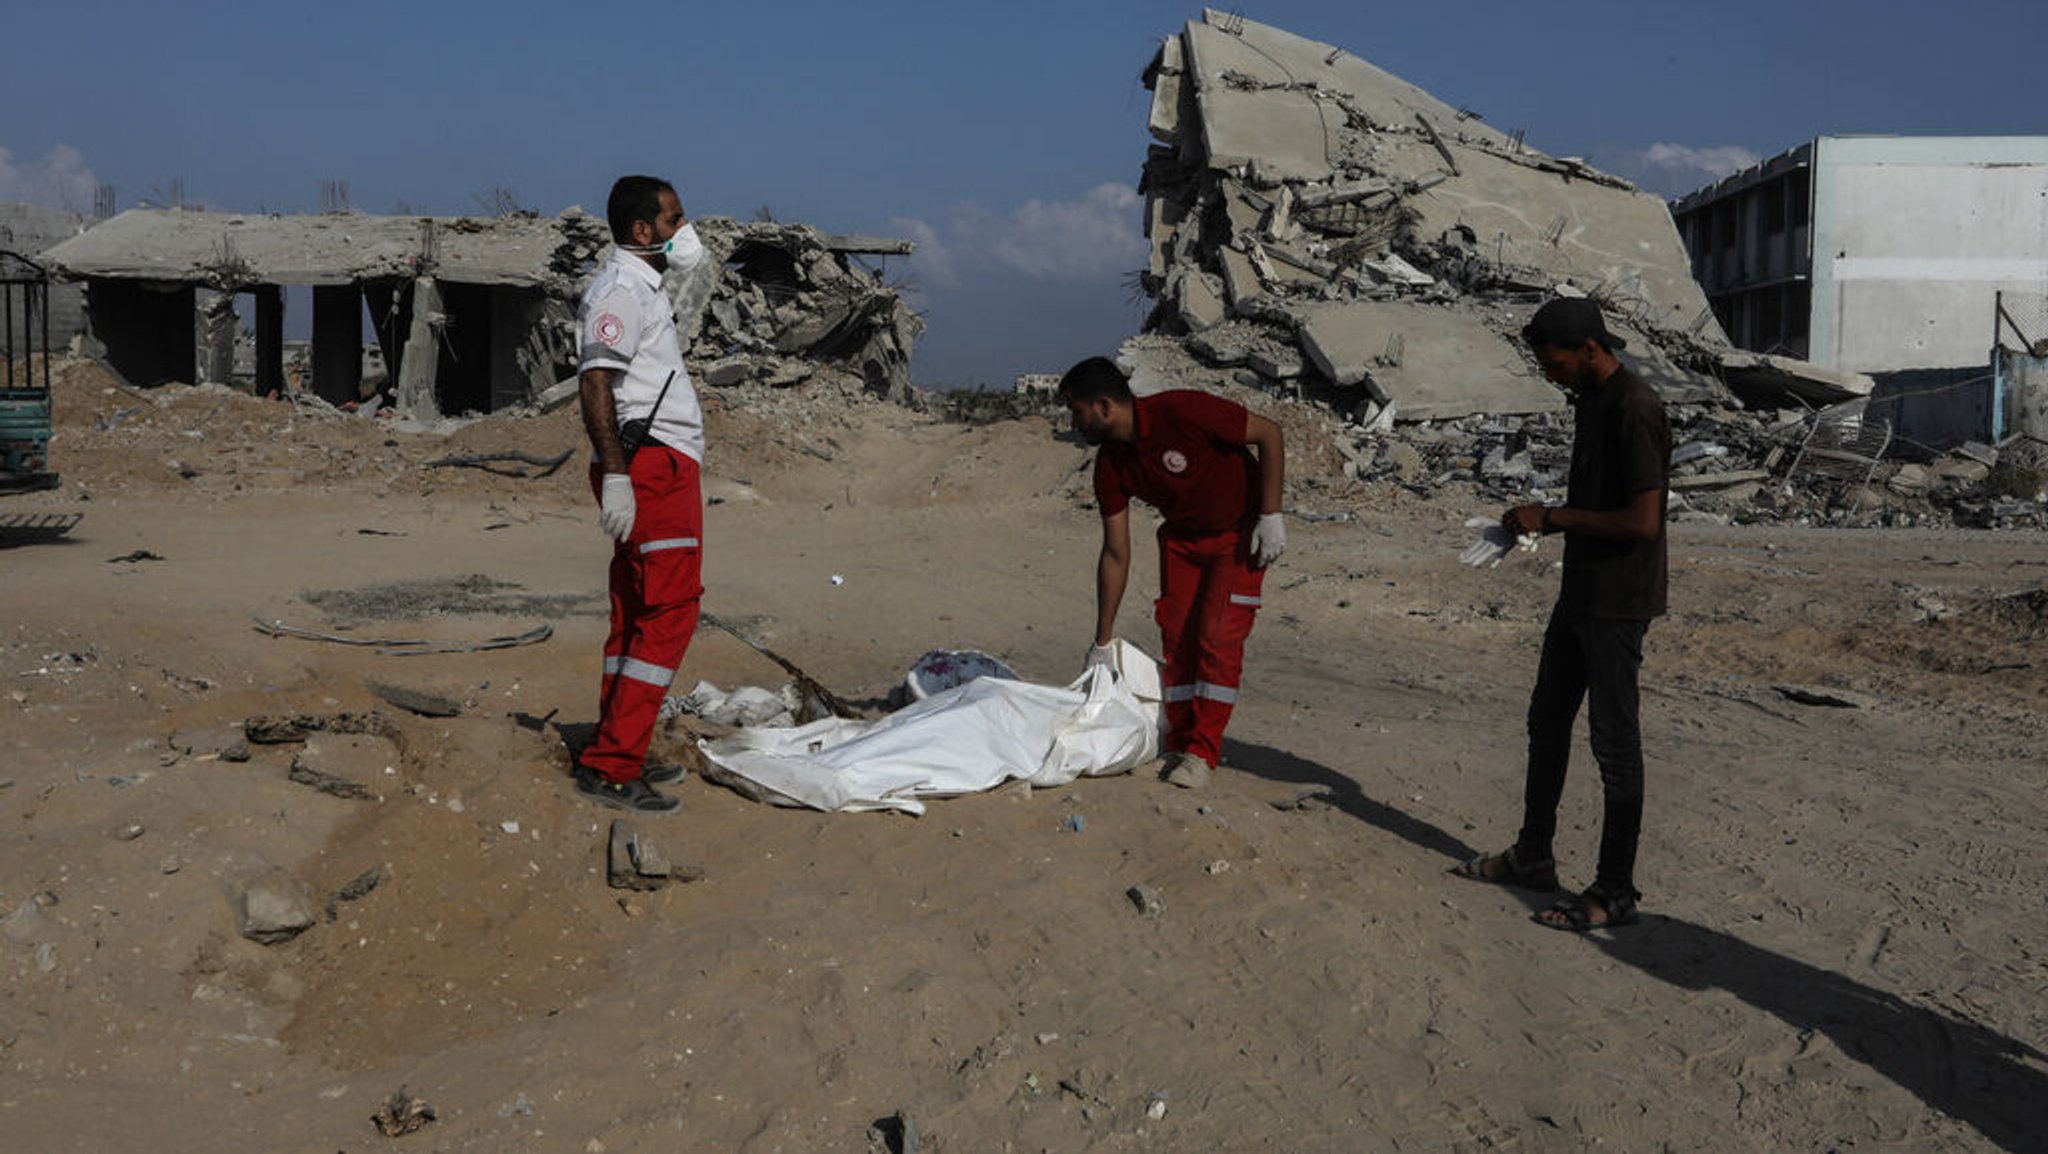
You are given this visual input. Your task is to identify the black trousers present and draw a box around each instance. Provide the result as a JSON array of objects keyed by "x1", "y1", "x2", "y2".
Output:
[{"x1": 1517, "y1": 608, "x2": 1649, "y2": 898}]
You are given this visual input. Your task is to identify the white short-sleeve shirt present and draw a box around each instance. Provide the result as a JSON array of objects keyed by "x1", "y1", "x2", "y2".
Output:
[{"x1": 578, "y1": 248, "x2": 704, "y2": 462}]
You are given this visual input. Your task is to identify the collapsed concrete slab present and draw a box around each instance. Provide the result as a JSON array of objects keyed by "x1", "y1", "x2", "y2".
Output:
[
  {"x1": 1296, "y1": 301, "x2": 1563, "y2": 420},
  {"x1": 1135, "y1": 10, "x2": 1782, "y2": 421},
  {"x1": 40, "y1": 208, "x2": 921, "y2": 417}
]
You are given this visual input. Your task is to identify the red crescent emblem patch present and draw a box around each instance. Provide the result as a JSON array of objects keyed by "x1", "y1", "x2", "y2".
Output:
[
  {"x1": 594, "y1": 313, "x2": 623, "y2": 345},
  {"x1": 1162, "y1": 449, "x2": 1188, "y2": 475}
]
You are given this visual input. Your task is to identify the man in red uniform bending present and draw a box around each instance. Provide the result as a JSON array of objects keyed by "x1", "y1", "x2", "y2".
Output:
[{"x1": 1058, "y1": 357, "x2": 1286, "y2": 789}]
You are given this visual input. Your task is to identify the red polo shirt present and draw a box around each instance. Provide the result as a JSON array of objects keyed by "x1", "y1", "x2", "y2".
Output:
[{"x1": 1092, "y1": 390, "x2": 1259, "y2": 537}]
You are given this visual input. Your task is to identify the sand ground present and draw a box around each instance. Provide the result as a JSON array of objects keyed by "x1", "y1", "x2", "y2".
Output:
[{"x1": 2, "y1": 360, "x2": 2045, "y2": 1152}]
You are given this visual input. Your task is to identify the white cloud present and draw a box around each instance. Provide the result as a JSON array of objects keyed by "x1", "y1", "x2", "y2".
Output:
[
  {"x1": 1636, "y1": 142, "x2": 1762, "y2": 181},
  {"x1": 0, "y1": 144, "x2": 100, "y2": 213},
  {"x1": 895, "y1": 182, "x2": 1147, "y2": 291}
]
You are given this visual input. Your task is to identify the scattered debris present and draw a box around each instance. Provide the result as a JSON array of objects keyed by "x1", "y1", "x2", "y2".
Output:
[
  {"x1": 867, "y1": 1108, "x2": 920, "y2": 1154},
  {"x1": 1773, "y1": 684, "x2": 1878, "y2": 709},
  {"x1": 700, "y1": 613, "x2": 856, "y2": 719},
  {"x1": 421, "y1": 448, "x2": 572, "y2": 477},
  {"x1": 253, "y1": 617, "x2": 553, "y2": 656},
  {"x1": 244, "y1": 711, "x2": 398, "y2": 745},
  {"x1": 1271, "y1": 787, "x2": 1336, "y2": 812},
  {"x1": 367, "y1": 681, "x2": 463, "y2": 718},
  {"x1": 371, "y1": 1087, "x2": 437, "y2": 1138},
  {"x1": 1127, "y1": 884, "x2": 1166, "y2": 918},
  {"x1": 325, "y1": 865, "x2": 388, "y2": 921},
  {"x1": 666, "y1": 681, "x2": 803, "y2": 728},
  {"x1": 287, "y1": 734, "x2": 397, "y2": 801},
  {"x1": 111, "y1": 822, "x2": 144, "y2": 841},
  {"x1": 235, "y1": 870, "x2": 316, "y2": 944},
  {"x1": 607, "y1": 820, "x2": 703, "y2": 890},
  {"x1": 106, "y1": 549, "x2": 164, "y2": 563}
]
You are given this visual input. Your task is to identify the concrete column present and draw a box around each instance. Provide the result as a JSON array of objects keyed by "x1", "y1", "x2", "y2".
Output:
[
  {"x1": 395, "y1": 275, "x2": 442, "y2": 419},
  {"x1": 311, "y1": 284, "x2": 363, "y2": 405},
  {"x1": 254, "y1": 285, "x2": 284, "y2": 395},
  {"x1": 197, "y1": 294, "x2": 237, "y2": 386}
]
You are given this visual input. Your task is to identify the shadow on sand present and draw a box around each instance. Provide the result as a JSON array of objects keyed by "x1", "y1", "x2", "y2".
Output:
[
  {"x1": 1594, "y1": 916, "x2": 2048, "y2": 1153},
  {"x1": 1223, "y1": 736, "x2": 2048, "y2": 1151},
  {"x1": 1222, "y1": 735, "x2": 1479, "y2": 862}
]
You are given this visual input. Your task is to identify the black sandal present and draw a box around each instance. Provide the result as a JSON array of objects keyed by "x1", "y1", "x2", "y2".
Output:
[
  {"x1": 1450, "y1": 846, "x2": 1560, "y2": 892},
  {"x1": 1534, "y1": 885, "x2": 1640, "y2": 932}
]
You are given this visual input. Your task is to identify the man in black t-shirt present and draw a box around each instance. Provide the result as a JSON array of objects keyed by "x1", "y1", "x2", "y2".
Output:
[{"x1": 1452, "y1": 297, "x2": 1670, "y2": 932}]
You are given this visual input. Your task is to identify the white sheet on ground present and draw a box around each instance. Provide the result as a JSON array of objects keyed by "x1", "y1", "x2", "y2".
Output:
[{"x1": 698, "y1": 639, "x2": 1162, "y2": 814}]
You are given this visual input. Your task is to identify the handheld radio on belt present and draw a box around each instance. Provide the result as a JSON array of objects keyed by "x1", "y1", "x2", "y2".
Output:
[{"x1": 617, "y1": 370, "x2": 675, "y2": 463}]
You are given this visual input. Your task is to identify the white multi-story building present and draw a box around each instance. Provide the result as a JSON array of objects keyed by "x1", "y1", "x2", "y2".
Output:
[{"x1": 1672, "y1": 135, "x2": 2048, "y2": 381}]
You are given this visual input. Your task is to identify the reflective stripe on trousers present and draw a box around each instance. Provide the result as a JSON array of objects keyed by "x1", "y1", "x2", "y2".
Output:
[
  {"x1": 1154, "y1": 525, "x2": 1263, "y2": 767},
  {"x1": 584, "y1": 448, "x2": 703, "y2": 782}
]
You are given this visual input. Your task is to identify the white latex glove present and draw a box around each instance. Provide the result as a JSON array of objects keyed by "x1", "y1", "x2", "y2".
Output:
[
  {"x1": 1460, "y1": 517, "x2": 1540, "y2": 568},
  {"x1": 1086, "y1": 643, "x2": 1117, "y2": 673},
  {"x1": 599, "y1": 473, "x2": 636, "y2": 543},
  {"x1": 1249, "y1": 512, "x2": 1286, "y2": 568}
]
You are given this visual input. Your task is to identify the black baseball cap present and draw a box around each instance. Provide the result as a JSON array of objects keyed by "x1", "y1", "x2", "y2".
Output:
[{"x1": 1522, "y1": 297, "x2": 1626, "y2": 351}]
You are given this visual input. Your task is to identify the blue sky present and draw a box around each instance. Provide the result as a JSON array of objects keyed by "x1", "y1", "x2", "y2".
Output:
[{"x1": 3, "y1": 1, "x2": 2042, "y2": 387}]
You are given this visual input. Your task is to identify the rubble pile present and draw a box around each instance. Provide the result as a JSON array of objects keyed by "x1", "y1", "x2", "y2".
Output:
[
  {"x1": 1110, "y1": 10, "x2": 2045, "y2": 531},
  {"x1": 678, "y1": 220, "x2": 922, "y2": 404},
  {"x1": 1337, "y1": 405, "x2": 2047, "y2": 529},
  {"x1": 1134, "y1": 9, "x2": 1764, "y2": 424}
]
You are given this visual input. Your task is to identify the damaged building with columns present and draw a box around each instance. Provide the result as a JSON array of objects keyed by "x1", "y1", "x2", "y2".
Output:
[{"x1": 39, "y1": 207, "x2": 921, "y2": 416}]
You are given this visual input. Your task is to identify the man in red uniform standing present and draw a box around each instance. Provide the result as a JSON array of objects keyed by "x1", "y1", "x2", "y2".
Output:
[
  {"x1": 570, "y1": 174, "x2": 711, "y2": 813},
  {"x1": 1059, "y1": 357, "x2": 1286, "y2": 789}
]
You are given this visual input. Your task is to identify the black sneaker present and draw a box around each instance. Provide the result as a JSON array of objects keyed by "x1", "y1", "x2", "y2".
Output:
[
  {"x1": 572, "y1": 765, "x2": 679, "y2": 812},
  {"x1": 641, "y1": 761, "x2": 686, "y2": 785}
]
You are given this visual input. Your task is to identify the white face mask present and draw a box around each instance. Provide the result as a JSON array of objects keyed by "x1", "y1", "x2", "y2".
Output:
[{"x1": 632, "y1": 222, "x2": 705, "y2": 273}]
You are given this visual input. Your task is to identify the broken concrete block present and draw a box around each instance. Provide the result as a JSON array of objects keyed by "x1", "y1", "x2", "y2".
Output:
[
  {"x1": 1955, "y1": 441, "x2": 1998, "y2": 468},
  {"x1": 1185, "y1": 332, "x2": 1247, "y2": 365},
  {"x1": 367, "y1": 682, "x2": 461, "y2": 718},
  {"x1": 697, "y1": 356, "x2": 754, "y2": 388},
  {"x1": 1933, "y1": 457, "x2": 1992, "y2": 486},
  {"x1": 608, "y1": 821, "x2": 664, "y2": 891},
  {"x1": 1146, "y1": 33, "x2": 1186, "y2": 144},
  {"x1": 324, "y1": 866, "x2": 388, "y2": 921},
  {"x1": 1174, "y1": 270, "x2": 1227, "y2": 331},
  {"x1": 1219, "y1": 246, "x2": 1265, "y2": 312},
  {"x1": 1296, "y1": 301, "x2": 1563, "y2": 419},
  {"x1": 288, "y1": 734, "x2": 397, "y2": 801},
  {"x1": 1126, "y1": 884, "x2": 1165, "y2": 918},
  {"x1": 1384, "y1": 441, "x2": 1425, "y2": 482},
  {"x1": 236, "y1": 870, "x2": 316, "y2": 945},
  {"x1": 1668, "y1": 469, "x2": 1772, "y2": 491},
  {"x1": 1247, "y1": 349, "x2": 1302, "y2": 380},
  {"x1": 1358, "y1": 252, "x2": 1434, "y2": 287},
  {"x1": 169, "y1": 726, "x2": 251, "y2": 762},
  {"x1": 607, "y1": 820, "x2": 703, "y2": 891},
  {"x1": 1887, "y1": 463, "x2": 1930, "y2": 494},
  {"x1": 371, "y1": 1088, "x2": 437, "y2": 1138}
]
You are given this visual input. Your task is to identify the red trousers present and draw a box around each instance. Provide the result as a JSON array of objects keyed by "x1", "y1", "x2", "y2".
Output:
[
  {"x1": 584, "y1": 448, "x2": 703, "y2": 783},
  {"x1": 1155, "y1": 526, "x2": 1264, "y2": 767}
]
